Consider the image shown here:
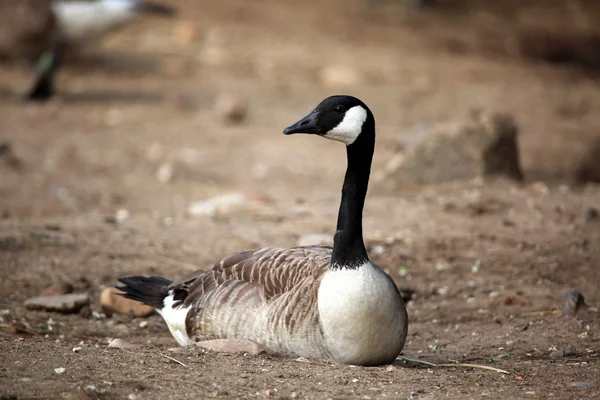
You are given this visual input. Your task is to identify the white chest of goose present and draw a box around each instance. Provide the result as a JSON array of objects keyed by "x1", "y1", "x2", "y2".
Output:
[{"x1": 118, "y1": 95, "x2": 408, "y2": 365}]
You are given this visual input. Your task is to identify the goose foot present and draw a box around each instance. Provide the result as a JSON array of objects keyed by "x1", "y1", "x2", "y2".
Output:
[{"x1": 195, "y1": 339, "x2": 267, "y2": 356}]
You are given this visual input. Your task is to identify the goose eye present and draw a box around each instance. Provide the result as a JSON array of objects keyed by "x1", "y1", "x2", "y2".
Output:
[{"x1": 333, "y1": 105, "x2": 345, "y2": 113}]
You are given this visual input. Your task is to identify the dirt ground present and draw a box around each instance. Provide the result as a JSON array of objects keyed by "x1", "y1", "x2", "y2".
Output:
[{"x1": 1, "y1": 0, "x2": 600, "y2": 399}]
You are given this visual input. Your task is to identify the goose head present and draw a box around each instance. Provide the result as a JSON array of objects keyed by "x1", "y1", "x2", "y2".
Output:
[{"x1": 283, "y1": 95, "x2": 374, "y2": 146}]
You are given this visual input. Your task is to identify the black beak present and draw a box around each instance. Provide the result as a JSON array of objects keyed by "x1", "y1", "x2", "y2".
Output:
[{"x1": 283, "y1": 111, "x2": 321, "y2": 135}]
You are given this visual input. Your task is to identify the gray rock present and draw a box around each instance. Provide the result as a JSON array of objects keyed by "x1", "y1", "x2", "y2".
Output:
[
  {"x1": 549, "y1": 349, "x2": 576, "y2": 358},
  {"x1": 389, "y1": 111, "x2": 523, "y2": 185},
  {"x1": 108, "y1": 338, "x2": 139, "y2": 349},
  {"x1": 564, "y1": 290, "x2": 586, "y2": 316},
  {"x1": 572, "y1": 382, "x2": 595, "y2": 388},
  {"x1": 24, "y1": 293, "x2": 90, "y2": 313}
]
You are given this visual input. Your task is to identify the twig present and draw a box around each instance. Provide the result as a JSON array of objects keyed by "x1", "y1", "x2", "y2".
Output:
[
  {"x1": 153, "y1": 254, "x2": 201, "y2": 271},
  {"x1": 146, "y1": 377, "x2": 212, "y2": 391},
  {"x1": 396, "y1": 356, "x2": 510, "y2": 374},
  {"x1": 396, "y1": 356, "x2": 437, "y2": 367},
  {"x1": 436, "y1": 363, "x2": 510, "y2": 374},
  {"x1": 518, "y1": 310, "x2": 561, "y2": 317},
  {"x1": 161, "y1": 354, "x2": 188, "y2": 367}
]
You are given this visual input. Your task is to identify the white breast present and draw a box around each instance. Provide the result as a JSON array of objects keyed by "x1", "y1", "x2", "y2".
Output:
[{"x1": 317, "y1": 262, "x2": 407, "y2": 365}]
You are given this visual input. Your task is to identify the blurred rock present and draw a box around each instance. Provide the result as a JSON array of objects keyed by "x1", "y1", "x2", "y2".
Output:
[
  {"x1": 0, "y1": 141, "x2": 23, "y2": 170},
  {"x1": 319, "y1": 65, "x2": 362, "y2": 88},
  {"x1": 389, "y1": 111, "x2": 523, "y2": 185},
  {"x1": 564, "y1": 289, "x2": 586, "y2": 316},
  {"x1": 188, "y1": 192, "x2": 249, "y2": 217},
  {"x1": 582, "y1": 208, "x2": 598, "y2": 224},
  {"x1": 40, "y1": 283, "x2": 74, "y2": 297},
  {"x1": 575, "y1": 137, "x2": 600, "y2": 183},
  {"x1": 214, "y1": 93, "x2": 248, "y2": 125},
  {"x1": 100, "y1": 288, "x2": 154, "y2": 317},
  {"x1": 297, "y1": 233, "x2": 332, "y2": 247},
  {"x1": 25, "y1": 293, "x2": 89, "y2": 313},
  {"x1": 156, "y1": 162, "x2": 174, "y2": 184}
]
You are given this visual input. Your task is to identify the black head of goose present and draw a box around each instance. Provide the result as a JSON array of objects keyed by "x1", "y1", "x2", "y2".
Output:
[{"x1": 118, "y1": 95, "x2": 408, "y2": 366}]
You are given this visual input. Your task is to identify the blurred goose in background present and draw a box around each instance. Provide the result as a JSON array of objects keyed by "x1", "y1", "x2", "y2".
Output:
[
  {"x1": 0, "y1": 0, "x2": 177, "y2": 101},
  {"x1": 52, "y1": 0, "x2": 176, "y2": 51}
]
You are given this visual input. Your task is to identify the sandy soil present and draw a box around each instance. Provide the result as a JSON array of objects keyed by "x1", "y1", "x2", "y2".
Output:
[{"x1": 1, "y1": 0, "x2": 599, "y2": 399}]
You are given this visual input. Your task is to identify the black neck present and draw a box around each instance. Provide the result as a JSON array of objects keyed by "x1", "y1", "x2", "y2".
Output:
[{"x1": 330, "y1": 121, "x2": 375, "y2": 270}]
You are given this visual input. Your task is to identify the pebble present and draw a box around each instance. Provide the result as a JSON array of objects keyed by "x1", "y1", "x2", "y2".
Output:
[
  {"x1": 108, "y1": 338, "x2": 139, "y2": 349},
  {"x1": 139, "y1": 320, "x2": 149, "y2": 328},
  {"x1": 40, "y1": 283, "x2": 74, "y2": 297},
  {"x1": 214, "y1": 93, "x2": 248, "y2": 124},
  {"x1": 549, "y1": 349, "x2": 575, "y2": 358},
  {"x1": 582, "y1": 208, "x2": 598, "y2": 224},
  {"x1": 188, "y1": 192, "x2": 248, "y2": 217},
  {"x1": 156, "y1": 162, "x2": 174, "y2": 184},
  {"x1": 24, "y1": 293, "x2": 90, "y2": 313},
  {"x1": 572, "y1": 382, "x2": 595, "y2": 388},
  {"x1": 54, "y1": 367, "x2": 66, "y2": 374},
  {"x1": 297, "y1": 233, "x2": 332, "y2": 247},
  {"x1": 100, "y1": 288, "x2": 154, "y2": 317}
]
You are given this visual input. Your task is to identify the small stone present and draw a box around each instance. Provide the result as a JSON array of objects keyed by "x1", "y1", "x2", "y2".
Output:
[
  {"x1": 167, "y1": 347, "x2": 185, "y2": 353},
  {"x1": 40, "y1": 283, "x2": 74, "y2": 297},
  {"x1": 115, "y1": 209, "x2": 130, "y2": 222},
  {"x1": 72, "y1": 346, "x2": 83, "y2": 353},
  {"x1": 571, "y1": 382, "x2": 595, "y2": 388},
  {"x1": 188, "y1": 192, "x2": 248, "y2": 217},
  {"x1": 297, "y1": 233, "x2": 332, "y2": 247},
  {"x1": 196, "y1": 339, "x2": 266, "y2": 355},
  {"x1": 139, "y1": 320, "x2": 149, "y2": 328},
  {"x1": 156, "y1": 162, "x2": 174, "y2": 184},
  {"x1": 582, "y1": 208, "x2": 598, "y2": 224},
  {"x1": 386, "y1": 365, "x2": 396, "y2": 372},
  {"x1": 108, "y1": 338, "x2": 139, "y2": 349},
  {"x1": 214, "y1": 93, "x2": 248, "y2": 125},
  {"x1": 549, "y1": 349, "x2": 575, "y2": 358},
  {"x1": 54, "y1": 367, "x2": 66, "y2": 374},
  {"x1": 100, "y1": 288, "x2": 154, "y2": 317},
  {"x1": 24, "y1": 293, "x2": 90, "y2": 313}
]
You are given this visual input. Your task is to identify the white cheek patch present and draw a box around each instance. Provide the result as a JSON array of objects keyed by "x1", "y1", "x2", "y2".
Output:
[{"x1": 324, "y1": 106, "x2": 367, "y2": 145}]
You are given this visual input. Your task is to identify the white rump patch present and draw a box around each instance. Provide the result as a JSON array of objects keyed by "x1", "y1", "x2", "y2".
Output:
[
  {"x1": 156, "y1": 291, "x2": 193, "y2": 347},
  {"x1": 324, "y1": 105, "x2": 368, "y2": 145}
]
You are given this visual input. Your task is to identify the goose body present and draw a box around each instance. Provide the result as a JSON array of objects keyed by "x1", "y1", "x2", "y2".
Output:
[
  {"x1": 118, "y1": 96, "x2": 409, "y2": 365},
  {"x1": 52, "y1": 0, "x2": 176, "y2": 46},
  {"x1": 0, "y1": 0, "x2": 176, "y2": 101}
]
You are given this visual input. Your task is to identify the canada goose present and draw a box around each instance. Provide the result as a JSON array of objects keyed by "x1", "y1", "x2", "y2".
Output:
[
  {"x1": 0, "y1": 0, "x2": 176, "y2": 101},
  {"x1": 118, "y1": 95, "x2": 409, "y2": 366}
]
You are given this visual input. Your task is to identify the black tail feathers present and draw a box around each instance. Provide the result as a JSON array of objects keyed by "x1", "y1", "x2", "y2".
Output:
[{"x1": 116, "y1": 276, "x2": 173, "y2": 309}]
